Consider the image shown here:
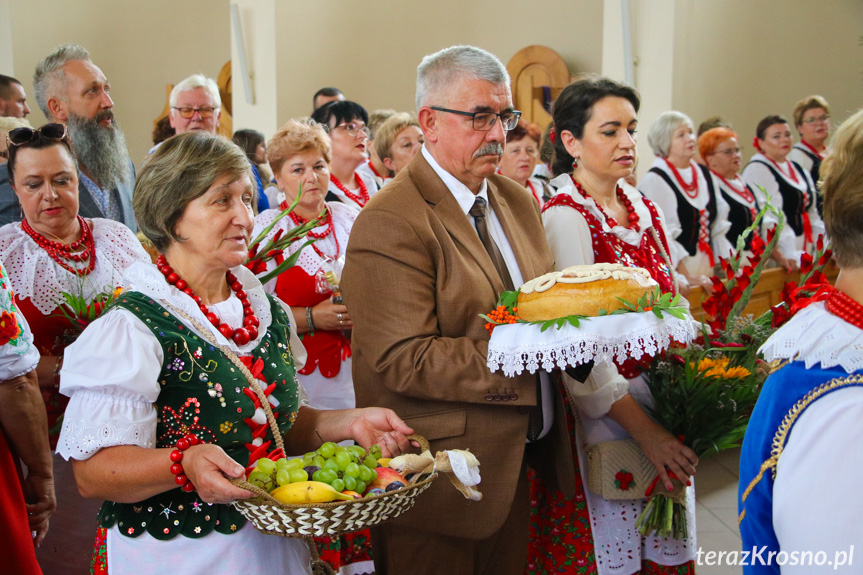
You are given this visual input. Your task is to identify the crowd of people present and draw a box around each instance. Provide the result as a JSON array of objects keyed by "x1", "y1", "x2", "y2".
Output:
[{"x1": 0, "y1": 39, "x2": 849, "y2": 575}]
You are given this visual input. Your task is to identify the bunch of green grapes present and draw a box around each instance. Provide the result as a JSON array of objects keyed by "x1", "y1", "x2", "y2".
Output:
[{"x1": 248, "y1": 442, "x2": 381, "y2": 494}]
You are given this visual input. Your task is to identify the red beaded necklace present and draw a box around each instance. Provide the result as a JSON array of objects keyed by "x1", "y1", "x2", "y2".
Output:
[
  {"x1": 156, "y1": 255, "x2": 260, "y2": 346},
  {"x1": 21, "y1": 215, "x2": 96, "y2": 276},
  {"x1": 526, "y1": 180, "x2": 541, "y2": 205},
  {"x1": 766, "y1": 156, "x2": 800, "y2": 184},
  {"x1": 330, "y1": 173, "x2": 369, "y2": 208},
  {"x1": 664, "y1": 159, "x2": 699, "y2": 198},
  {"x1": 287, "y1": 206, "x2": 340, "y2": 260},
  {"x1": 800, "y1": 140, "x2": 825, "y2": 160},
  {"x1": 711, "y1": 170, "x2": 758, "y2": 220},
  {"x1": 570, "y1": 176, "x2": 639, "y2": 232},
  {"x1": 826, "y1": 289, "x2": 863, "y2": 331}
]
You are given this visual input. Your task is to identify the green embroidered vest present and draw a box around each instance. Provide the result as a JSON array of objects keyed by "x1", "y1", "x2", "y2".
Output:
[{"x1": 97, "y1": 291, "x2": 301, "y2": 540}]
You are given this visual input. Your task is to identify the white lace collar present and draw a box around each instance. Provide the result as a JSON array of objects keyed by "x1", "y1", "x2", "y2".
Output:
[
  {"x1": 122, "y1": 261, "x2": 274, "y2": 354},
  {"x1": 0, "y1": 218, "x2": 151, "y2": 315},
  {"x1": 760, "y1": 302, "x2": 863, "y2": 373},
  {"x1": 548, "y1": 173, "x2": 653, "y2": 247}
]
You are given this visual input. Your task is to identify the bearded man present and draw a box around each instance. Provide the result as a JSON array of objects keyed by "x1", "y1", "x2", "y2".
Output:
[{"x1": 0, "y1": 44, "x2": 136, "y2": 230}]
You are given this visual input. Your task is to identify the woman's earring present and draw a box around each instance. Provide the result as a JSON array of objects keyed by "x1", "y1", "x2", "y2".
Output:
[{"x1": 572, "y1": 158, "x2": 579, "y2": 169}]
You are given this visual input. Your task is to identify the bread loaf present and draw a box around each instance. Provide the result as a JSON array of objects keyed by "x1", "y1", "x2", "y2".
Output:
[{"x1": 517, "y1": 263, "x2": 657, "y2": 321}]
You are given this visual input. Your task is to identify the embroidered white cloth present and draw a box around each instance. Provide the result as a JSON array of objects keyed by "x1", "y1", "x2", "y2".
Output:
[
  {"x1": 0, "y1": 218, "x2": 150, "y2": 315},
  {"x1": 760, "y1": 302, "x2": 863, "y2": 372},
  {"x1": 487, "y1": 311, "x2": 695, "y2": 377}
]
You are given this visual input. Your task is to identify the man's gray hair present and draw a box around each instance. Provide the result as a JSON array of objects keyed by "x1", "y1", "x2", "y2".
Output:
[
  {"x1": 647, "y1": 111, "x2": 694, "y2": 158},
  {"x1": 170, "y1": 74, "x2": 221, "y2": 108},
  {"x1": 415, "y1": 45, "x2": 510, "y2": 111},
  {"x1": 33, "y1": 43, "x2": 92, "y2": 118}
]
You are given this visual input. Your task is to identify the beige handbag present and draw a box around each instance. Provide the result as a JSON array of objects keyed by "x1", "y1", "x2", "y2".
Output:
[{"x1": 585, "y1": 438, "x2": 685, "y2": 502}]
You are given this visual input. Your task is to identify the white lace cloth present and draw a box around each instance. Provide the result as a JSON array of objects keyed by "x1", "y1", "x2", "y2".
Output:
[
  {"x1": 0, "y1": 218, "x2": 150, "y2": 315},
  {"x1": 760, "y1": 301, "x2": 863, "y2": 372},
  {"x1": 253, "y1": 201, "x2": 357, "y2": 282},
  {"x1": 57, "y1": 261, "x2": 308, "y2": 461},
  {"x1": 487, "y1": 311, "x2": 695, "y2": 377}
]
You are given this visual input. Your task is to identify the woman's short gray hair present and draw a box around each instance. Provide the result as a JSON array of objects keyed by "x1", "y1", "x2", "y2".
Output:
[
  {"x1": 134, "y1": 132, "x2": 250, "y2": 252},
  {"x1": 415, "y1": 45, "x2": 510, "y2": 110},
  {"x1": 33, "y1": 43, "x2": 92, "y2": 118},
  {"x1": 647, "y1": 111, "x2": 694, "y2": 158},
  {"x1": 169, "y1": 74, "x2": 221, "y2": 108}
]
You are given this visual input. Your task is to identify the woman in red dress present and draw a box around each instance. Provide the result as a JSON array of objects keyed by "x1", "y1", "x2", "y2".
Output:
[
  {"x1": 528, "y1": 78, "x2": 699, "y2": 575},
  {"x1": 253, "y1": 119, "x2": 372, "y2": 575},
  {"x1": 1, "y1": 123, "x2": 150, "y2": 572}
]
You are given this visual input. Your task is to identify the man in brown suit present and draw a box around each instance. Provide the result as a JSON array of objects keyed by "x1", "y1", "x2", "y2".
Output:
[{"x1": 341, "y1": 45, "x2": 574, "y2": 574}]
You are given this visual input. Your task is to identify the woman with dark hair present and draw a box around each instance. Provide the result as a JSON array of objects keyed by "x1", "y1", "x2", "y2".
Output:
[
  {"x1": 232, "y1": 129, "x2": 271, "y2": 213},
  {"x1": 739, "y1": 107, "x2": 863, "y2": 573},
  {"x1": 742, "y1": 115, "x2": 824, "y2": 269},
  {"x1": 639, "y1": 111, "x2": 733, "y2": 293},
  {"x1": 311, "y1": 101, "x2": 379, "y2": 210},
  {"x1": 497, "y1": 120, "x2": 550, "y2": 205},
  {"x1": 529, "y1": 77, "x2": 698, "y2": 575}
]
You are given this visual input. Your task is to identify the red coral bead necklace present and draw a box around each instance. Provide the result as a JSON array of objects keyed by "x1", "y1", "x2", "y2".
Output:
[
  {"x1": 21, "y1": 215, "x2": 96, "y2": 276},
  {"x1": 330, "y1": 173, "x2": 369, "y2": 208},
  {"x1": 664, "y1": 158, "x2": 700, "y2": 198},
  {"x1": 570, "y1": 176, "x2": 640, "y2": 232},
  {"x1": 826, "y1": 289, "x2": 863, "y2": 331},
  {"x1": 156, "y1": 255, "x2": 260, "y2": 346},
  {"x1": 287, "y1": 206, "x2": 339, "y2": 260}
]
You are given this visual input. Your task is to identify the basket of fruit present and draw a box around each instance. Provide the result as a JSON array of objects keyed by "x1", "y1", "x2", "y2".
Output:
[{"x1": 230, "y1": 435, "x2": 437, "y2": 537}]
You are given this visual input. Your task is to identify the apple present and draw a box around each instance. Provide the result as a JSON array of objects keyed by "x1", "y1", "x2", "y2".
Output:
[{"x1": 363, "y1": 466, "x2": 407, "y2": 495}]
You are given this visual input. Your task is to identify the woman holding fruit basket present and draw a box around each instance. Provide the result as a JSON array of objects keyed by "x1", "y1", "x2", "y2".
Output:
[
  {"x1": 253, "y1": 119, "x2": 370, "y2": 574},
  {"x1": 529, "y1": 77, "x2": 699, "y2": 575},
  {"x1": 55, "y1": 132, "x2": 413, "y2": 575}
]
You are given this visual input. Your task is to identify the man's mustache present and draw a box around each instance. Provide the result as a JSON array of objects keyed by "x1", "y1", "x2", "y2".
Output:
[
  {"x1": 94, "y1": 109, "x2": 114, "y2": 125},
  {"x1": 473, "y1": 142, "x2": 504, "y2": 158}
]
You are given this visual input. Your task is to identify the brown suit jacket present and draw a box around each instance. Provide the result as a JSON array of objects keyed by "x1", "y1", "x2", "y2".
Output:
[{"x1": 342, "y1": 152, "x2": 574, "y2": 540}]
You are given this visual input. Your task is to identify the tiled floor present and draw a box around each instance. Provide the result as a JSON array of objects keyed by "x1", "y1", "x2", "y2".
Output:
[{"x1": 695, "y1": 447, "x2": 743, "y2": 574}]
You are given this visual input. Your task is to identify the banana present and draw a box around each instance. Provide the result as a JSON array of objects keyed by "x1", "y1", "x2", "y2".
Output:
[{"x1": 270, "y1": 481, "x2": 354, "y2": 504}]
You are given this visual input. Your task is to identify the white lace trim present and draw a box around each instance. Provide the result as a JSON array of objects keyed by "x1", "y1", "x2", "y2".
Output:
[
  {"x1": 760, "y1": 302, "x2": 863, "y2": 373},
  {"x1": 253, "y1": 202, "x2": 355, "y2": 278},
  {"x1": 122, "y1": 261, "x2": 273, "y2": 354},
  {"x1": 0, "y1": 218, "x2": 151, "y2": 315},
  {"x1": 487, "y1": 312, "x2": 695, "y2": 376},
  {"x1": 548, "y1": 174, "x2": 654, "y2": 247}
]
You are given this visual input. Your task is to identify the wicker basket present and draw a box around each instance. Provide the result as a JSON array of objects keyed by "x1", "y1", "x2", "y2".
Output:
[{"x1": 231, "y1": 435, "x2": 437, "y2": 538}]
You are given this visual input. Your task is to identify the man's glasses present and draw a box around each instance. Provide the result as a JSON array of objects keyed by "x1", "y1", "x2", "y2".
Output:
[
  {"x1": 803, "y1": 114, "x2": 830, "y2": 125},
  {"x1": 430, "y1": 106, "x2": 521, "y2": 131},
  {"x1": 7, "y1": 123, "x2": 67, "y2": 147},
  {"x1": 330, "y1": 122, "x2": 370, "y2": 138},
  {"x1": 172, "y1": 106, "x2": 218, "y2": 119}
]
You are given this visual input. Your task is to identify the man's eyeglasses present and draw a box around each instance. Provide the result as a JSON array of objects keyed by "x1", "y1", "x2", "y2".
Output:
[
  {"x1": 803, "y1": 114, "x2": 830, "y2": 125},
  {"x1": 330, "y1": 122, "x2": 370, "y2": 139},
  {"x1": 172, "y1": 106, "x2": 218, "y2": 119},
  {"x1": 430, "y1": 106, "x2": 521, "y2": 131},
  {"x1": 7, "y1": 123, "x2": 67, "y2": 147}
]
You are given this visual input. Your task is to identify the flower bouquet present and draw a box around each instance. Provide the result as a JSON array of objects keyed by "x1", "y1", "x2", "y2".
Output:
[
  {"x1": 53, "y1": 285, "x2": 124, "y2": 342},
  {"x1": 636, "y1": 202, "x2": 834, "y2": 539},
  {"x1": 244, "y1": 187, "x2": 324, "y2": 285}
]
